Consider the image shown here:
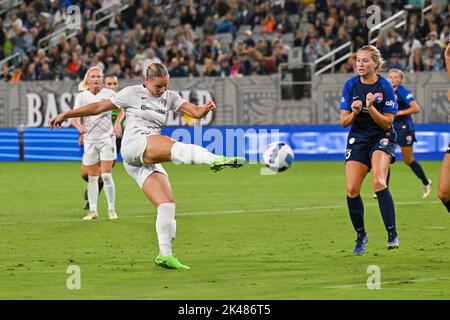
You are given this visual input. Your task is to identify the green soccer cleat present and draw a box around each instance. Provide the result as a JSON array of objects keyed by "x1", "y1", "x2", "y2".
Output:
[
  {"x1": 209, "y1": 156, "x2": 246, "y2": 172},
  {"x1": 155, "y1": 254, "x2": 191, "y2": 270}
]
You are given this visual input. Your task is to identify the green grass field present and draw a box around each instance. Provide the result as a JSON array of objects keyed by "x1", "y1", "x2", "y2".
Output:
[{"x1": 0, "y1": 161, "x2": 449, "y2": 299}]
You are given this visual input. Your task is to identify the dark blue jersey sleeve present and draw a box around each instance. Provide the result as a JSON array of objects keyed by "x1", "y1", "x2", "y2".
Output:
[
  {"x1": 381, "y1": 79, "x2": 398, "y2": 114},
  {"x1": 340, "y1": 79, "x2": 353, "y2": 112},
  {"x1": 397, "y1": 85, "x2": 415, "y2": 104}
]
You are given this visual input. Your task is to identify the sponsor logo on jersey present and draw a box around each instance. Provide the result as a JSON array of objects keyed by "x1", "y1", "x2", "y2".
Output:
[
  {"x1": 380, "y1": 138, "x2": 389, "y2": 147},
  {"x1": 340, "y1": 97, "x2": 345, "y2": 103},
  {"x1": 374, "y1": 92, "x2": 384, "y2": 103},
  {"x1": 141, "y1": 105, "x2": 167, "y2": 115},
  {"x1": 385, "y1": 100, "x2": 395, "y2": 107}
]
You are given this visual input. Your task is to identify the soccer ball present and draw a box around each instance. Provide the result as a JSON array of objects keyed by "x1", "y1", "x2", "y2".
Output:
[{"x1": 262, "y1": 142, "x2": 294, "y2": 172}]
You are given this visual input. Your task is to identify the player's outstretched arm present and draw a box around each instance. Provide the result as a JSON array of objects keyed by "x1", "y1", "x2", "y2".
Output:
[
  {"x1": 49, "y1": 100, "x2": 116, "y2": 128},
  {"x1": 178, "y1": 100, "x2": 216, "y2": 119}
]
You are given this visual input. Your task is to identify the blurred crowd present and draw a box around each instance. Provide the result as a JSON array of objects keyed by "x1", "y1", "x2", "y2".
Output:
[{"x1": 0, "y1": 0, "x2": 449, "y2": 82}]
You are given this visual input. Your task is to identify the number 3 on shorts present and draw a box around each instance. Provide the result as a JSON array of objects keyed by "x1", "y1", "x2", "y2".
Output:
[{"x1": 346, "y1": 149, "x2": 352, "y2": 160}]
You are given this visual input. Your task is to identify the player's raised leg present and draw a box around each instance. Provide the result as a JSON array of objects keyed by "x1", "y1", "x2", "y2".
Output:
[
  {"x1": 346, "y1": 161, "x2": 369, "y2": 255},
  {"x1": 142, "y1": 135, "x2": 245, "y2": 171},
  {"x1": 141, "y1": 172, "x2": 190, "y2": 270},
  {"x1": 401, "y1": 146, "x2": 431, "y2": 199},
  {"x1": 371, "y1": 151, "x2": 399, "y2": 249},
  {"x1": 438, "y1": 153, "x2": 450, "y2": 213}
]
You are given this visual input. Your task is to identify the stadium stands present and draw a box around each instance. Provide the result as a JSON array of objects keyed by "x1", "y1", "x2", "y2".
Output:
[{"x1": 0, "y1": 0, "x2": 449, "y2": 81}]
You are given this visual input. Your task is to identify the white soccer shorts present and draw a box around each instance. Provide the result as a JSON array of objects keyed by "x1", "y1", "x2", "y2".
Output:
[
  {"x1": 121, "y1": 134, "x2": 168, "y2": 188},
  {"x1": 82, "y1": 137, "x2": 117, "y2": 166}
]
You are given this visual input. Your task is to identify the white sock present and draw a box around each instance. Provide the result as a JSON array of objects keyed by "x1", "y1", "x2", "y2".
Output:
[
  {"x1": 101, "y1": 173, "x2": 115, "y2": 211},
  {"x1": 87, "y1": 176, "x2": 99, "y2": 212},
  {"x1": 171, "y1": 219, "x2": 176, "y2": 241},
  {"x1": 171, "y1": 142, "x2": 218, "y2": 165},
  {"x1": 156, "y1": 203, "x2": 176, "y2": 256}
]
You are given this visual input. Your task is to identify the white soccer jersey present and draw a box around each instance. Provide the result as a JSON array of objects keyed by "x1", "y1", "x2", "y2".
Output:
[
  {"x1": 109, "y1": 84, "x2": 188, "y2": 140},
  {"x1": 74, "y1": 88, "x2": 117, "y2": 142}
]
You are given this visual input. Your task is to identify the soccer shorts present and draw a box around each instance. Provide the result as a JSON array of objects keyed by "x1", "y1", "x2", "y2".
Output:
[
  {"x1": 82, "y1": 137, "x2": 117, "y2": 166},
  {"x1": 395, "y1": 128, "x2": 416, "y2": 147},
  {"x1": 447, "y1": 142, "x2": 450, "y2": 154},
  {"x1": 121, "y1": 134, "x2": 168, "y2": 189},
  {"x1": 345, "y1": 135, "x2": 397, "y2": 169}
]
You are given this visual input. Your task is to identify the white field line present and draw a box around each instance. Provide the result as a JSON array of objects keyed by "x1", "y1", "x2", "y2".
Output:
[
  {"x1": 0, "y1": 201, "x2": 442, "y2": 226},
  {"x1": 325, "y1": 276, "x2": 450, "y2": 290}
]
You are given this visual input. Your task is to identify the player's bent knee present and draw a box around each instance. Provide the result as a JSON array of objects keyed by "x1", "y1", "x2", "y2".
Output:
[
  {"x1": 346, "y1": 186, "x2": 361, "y2": 198},
  {"x1": 373, "y1": 181, "x2": 387, "y2": 192},
  {"x1": 101, "y1": 172, "x2": 113, "y2": 184},
  {"x1": 373, "y1": 177, "x2": 387, "y2": 191}
]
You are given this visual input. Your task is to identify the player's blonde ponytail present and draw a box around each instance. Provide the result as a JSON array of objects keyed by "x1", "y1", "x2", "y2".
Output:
[
  {"x1": 78, "y1": 66, "x2": 104, "y2": 91},
  {"x1": 357, "y1": 45, "x2": 385, "y2": 74},
  {"x1": 145, "y1": 63, "x2": 169, "y2": 79}
]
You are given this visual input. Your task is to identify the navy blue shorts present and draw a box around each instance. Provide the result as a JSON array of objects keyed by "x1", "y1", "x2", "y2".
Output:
[
  {"x1": 396, "y1": 128, "x2": 416, "y2": 147},
  {"x1": 447, "y1": 142, "x2": 450, "y2": 154},
  {"x1": 345, "y1": 135, "x2": 397, "y2": 169}
]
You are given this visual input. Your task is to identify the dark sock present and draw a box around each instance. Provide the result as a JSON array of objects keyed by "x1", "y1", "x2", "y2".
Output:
[
  {"x1": 408, "y1": 161, "x2": 429, "y2": 185},
  {"x1": 375, "y1": 188, "x2": 397, "y2": 237},
  {"x1": 442, "y1": 200, "x2": 450, "y2": 213},
  {"x1": 347, "y1": 195, "x2": 365, "y2": 237}
]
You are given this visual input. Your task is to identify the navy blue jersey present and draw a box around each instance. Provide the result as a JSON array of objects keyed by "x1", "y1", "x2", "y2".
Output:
[
  {"x1": 340, "y1": 75, "x2": 398, "y2": 141},
  {"x1": 393, "y1": 85, "x2": 415, "y2": 130}
]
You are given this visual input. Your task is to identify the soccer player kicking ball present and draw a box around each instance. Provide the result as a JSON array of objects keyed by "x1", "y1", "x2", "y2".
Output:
[
  {"x1": 49, "y1": 63, "x2": 245, "y2": 270},
  {"x1": 340, "y1": 45, "x2": 399, "y2": 255}
]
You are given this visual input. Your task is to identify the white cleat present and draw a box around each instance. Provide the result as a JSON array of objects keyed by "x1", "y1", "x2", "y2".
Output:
[
  {"x1": 422, "y1": 179, "x2": 432, "y2": 199},
  {"x1": 83, "y1": 211, "x2": 99, "y2": 220},
  {"x1": 108, "y1": 210, "x2": 118, "y2": 220}
]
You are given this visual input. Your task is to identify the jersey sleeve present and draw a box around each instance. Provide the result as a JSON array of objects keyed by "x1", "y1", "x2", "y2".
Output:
[
  {"x1": 110, "y1": 87, "x2": 133, "y2": 109},
  {"x1": 397, "y1": 85, "x2": 415, "y2": 104},
  {"x1": 382, "y1": 81, "x2": 398, "y2": 114},
  {"x1": 166, "y1": 90, "x2": 188, "y2": 112},
  {"x1": 339, "y1": 79, "x2": 353, "y2": 111}
]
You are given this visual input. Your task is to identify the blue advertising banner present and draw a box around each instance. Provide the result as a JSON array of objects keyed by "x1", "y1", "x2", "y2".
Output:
[
  {"x1": 0, "y1": 125, "x2": 449, "y2": 162},
  {"x1": 0, "y1": 129, "x2": 19, "y2": 161}
]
